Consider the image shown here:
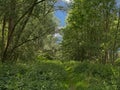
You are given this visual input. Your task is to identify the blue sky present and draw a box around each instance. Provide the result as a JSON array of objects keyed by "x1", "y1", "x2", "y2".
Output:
[
  {"x1": 116, "y1": 0, "x2": 120, "y2": 7},
  {"x1": 54, "y1": 0, "x2": 68, "y2": 27},
  {"x1": 54, "y1": 10, "x2": 67, "y2": 27}
]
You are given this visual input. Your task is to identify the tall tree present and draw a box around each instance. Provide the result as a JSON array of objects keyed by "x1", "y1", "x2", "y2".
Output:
[
  {"x1": 62, "y1": 0, "x2": 119, "y2": 63},
  {"x1": 0, "y1": 0, "x2": 58, "y2": 62}
]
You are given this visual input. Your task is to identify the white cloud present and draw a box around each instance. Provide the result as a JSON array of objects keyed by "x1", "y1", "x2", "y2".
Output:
[
  {"x1": 65, "y1": 0, "x2": 70, "y2": 3},
  {"x1": 63, "y1": 0, "x2": 72, "y2": 3}
]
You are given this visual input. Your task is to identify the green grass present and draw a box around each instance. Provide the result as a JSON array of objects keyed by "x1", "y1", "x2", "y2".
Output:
[{"x1": 0, "y1": 60, "x2": 120, "y2": 90}]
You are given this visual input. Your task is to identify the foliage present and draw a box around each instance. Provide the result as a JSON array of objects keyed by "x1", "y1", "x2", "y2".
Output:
[
  {"x1": 62, "y1": 0, "x2": 120, "y2": 63},
  {"x1": 0, "y1": 0, "x2": 58, "y2": 62},
  {"x1": 0, "y1": 61, "x2": 68, "y2": 90},
  {"x1": 1, "y1": 0, "x2": 120, "y2": 90},
  {"x1": 68, "y1": 61, "x2": 120, "y2": 90},
  {"x1": 0, "y1": 60, "x2": 120, "y2": 90},
  {"x1": 115, "y1": 58, "x2": 120, "y2": 65}
]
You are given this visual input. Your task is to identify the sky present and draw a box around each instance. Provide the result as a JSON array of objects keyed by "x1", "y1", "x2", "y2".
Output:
[
  {"x1": 54, "y1": 0, "x2": 71, "y2": 43},
  {"x1": 116, "y1": 0, "x2": 120, "y2": 7},
  {"x1": 54, "y1": 0, "x2": 71, "y2": 27}
]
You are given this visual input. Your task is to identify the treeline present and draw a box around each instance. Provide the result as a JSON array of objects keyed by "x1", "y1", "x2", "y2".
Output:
[
  {"x1": 62, "y1": 0, "x2": 120, "y2": 64},
  {"x1": 1, "y1": 0, "x2": 120, "y2": 64}
]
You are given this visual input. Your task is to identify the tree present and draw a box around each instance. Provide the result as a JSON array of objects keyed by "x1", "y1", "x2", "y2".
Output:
[
  {"x1": 0, "y1": 0, "x2": 58, "y2": 62},
  {"x1": 62, "y1": 0, "x2": 120, "y2": 63}
]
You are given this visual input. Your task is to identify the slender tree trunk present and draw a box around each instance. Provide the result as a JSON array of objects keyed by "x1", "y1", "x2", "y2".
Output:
[
  {"x1": 112, "y1": 9, "x2": 120, "y2": 64},
  {"x1": 1, "y1": 16, "x2": 6, "y2": 62},
  {"x1": 2, "y1": 0, "x2": 16, "y2": 62},
  {"x1": 102, "y1": 4, "x2": 110, "y2": 64},
  {"x1": 69, "y1": 83, "x2": 76, "y2": 90}
]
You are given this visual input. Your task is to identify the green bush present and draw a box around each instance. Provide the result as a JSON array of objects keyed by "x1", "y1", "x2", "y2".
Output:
[
  {"x1": 73, "y1": 62, "x2": 114, "y2": 90},
  {"x1": 0, "y1": 61, "x2": 68, "y2": 90},
  {"x1": 1, "y1": 60, "x2": 120, "y2": 90},
  {"x1": 23, "y1": 62, "x2": 68, "y2": 90},
  {"x1": 0, "y1": 63, "x2": 28, "y2": 90},
  {"x1": 115, "y1": 58, "x2": 120, "y2": 66}
]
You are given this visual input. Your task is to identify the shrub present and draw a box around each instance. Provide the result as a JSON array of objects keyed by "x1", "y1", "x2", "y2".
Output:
[
  {"x1": 73, "y1": 62, "x2": 114, "y2": 90},
  {"x1": 0, "y1": 61, "x2": 68, "y2": 90},
  {"x1": 0, "y1": 63, "x2": 28, "y2": 90},
  {"x1": 23, "y1": 62, "x2": 68, "y2": 90}
]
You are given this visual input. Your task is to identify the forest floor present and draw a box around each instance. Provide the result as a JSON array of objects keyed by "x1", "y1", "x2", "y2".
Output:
[{"x1": 0, "y1": 59, "x2": 120, "y2": 90}]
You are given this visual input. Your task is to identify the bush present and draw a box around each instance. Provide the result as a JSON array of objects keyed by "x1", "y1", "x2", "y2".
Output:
[
  {"x1": 0, "y1": 63, "x2": 28, "y2": 90},
  {"x1": 115, "y1": 58, "x2": 120, "y2": 66},
  {"x1": 23, "y1": 62, "x2": 67, "y2": 90},
  {"x1": 0, "y1": 61, "x2": 68, "y2": 90},
  {"x1": 1, "y1": 60, "x2": 120, "y2": 90},
  {"x1": 73, "y1": 62, "x2": 114, "y2": 90}
]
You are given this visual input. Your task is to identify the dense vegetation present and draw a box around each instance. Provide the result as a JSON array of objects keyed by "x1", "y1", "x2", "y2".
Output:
[
  {"x1": 62, "y1": 0, "x2": 120, "y2": 64},
  {"x1": 0, "y1": 0, "x2": 120, "y2": 90},
  {"x1": 0, "y1": 60, "x2": 120, "y2": 90}
]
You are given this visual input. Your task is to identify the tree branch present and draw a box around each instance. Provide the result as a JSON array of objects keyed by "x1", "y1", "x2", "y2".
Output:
[
  {"x1": 12, "y1": 25, "x2": 55, "y2": 50},
  {"x1": 7, "y1": 0, "x2": 46, "y2": 45}
]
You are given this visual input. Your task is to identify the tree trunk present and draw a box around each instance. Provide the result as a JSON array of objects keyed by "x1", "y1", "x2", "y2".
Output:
[
  {"x1": 2, "y1": 0, "x2": 16, "y2": 62},
  {"x1": 1, "y1": 16, "x2": 6, "y2": 62}
]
